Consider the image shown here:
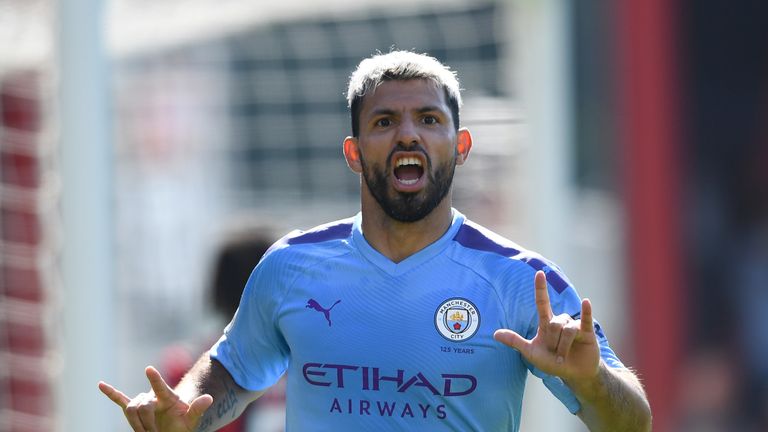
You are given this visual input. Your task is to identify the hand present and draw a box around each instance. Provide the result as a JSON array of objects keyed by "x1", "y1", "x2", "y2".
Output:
[
  {"x1": 98, "y1": 366, "x2": 213, "y2": 432},
  {"x1": 494, "y1": 271, "x2": 600, "y2": 383}
]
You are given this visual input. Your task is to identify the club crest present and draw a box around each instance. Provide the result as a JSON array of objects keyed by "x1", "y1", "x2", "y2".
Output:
[{"x1": 435, "y1": 298, "x2": 480, "y2": 342}]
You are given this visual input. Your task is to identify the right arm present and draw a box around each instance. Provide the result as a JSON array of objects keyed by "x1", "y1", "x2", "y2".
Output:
[
  {"x1": 178, "y1": 353, "x2": 263, "y2": 432},
  {"x1": 101, "y1": 251, "x2": 286, "y2": 431},
  {"x1": 98, "y1": 351, "x2": 263, "y2": 432}
]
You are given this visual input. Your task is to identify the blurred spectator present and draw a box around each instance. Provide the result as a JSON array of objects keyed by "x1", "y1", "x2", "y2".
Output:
[
  {"x1": 161, "y1": 226, "x2": 286, "y2": 432},
  {"x1": 733, "y1": 140, "x2": 768, "y2": 432},
  {"x1": 675, "y1": 349, "x2": 744, "y2": 432},
  {"x1": 678, "y1": 4, "x2": 768, "y2": 429}
]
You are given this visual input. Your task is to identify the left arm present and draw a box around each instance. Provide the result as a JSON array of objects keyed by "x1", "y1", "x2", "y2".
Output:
[
  {"x1": 567, "y1": 363, "x2": 651, "y2": 431},
  {"x1": 494, "y1": 271, "x2": 651, "y2": 431}
]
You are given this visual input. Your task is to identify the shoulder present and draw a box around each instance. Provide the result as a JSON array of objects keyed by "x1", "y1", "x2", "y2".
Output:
[
  {"x1": 449, "y1": 218, "x2": 572, "y2": 294},
  {"x1": 260, "y1": 217, "x2": 356, "y2": 266},
  {"x1": 242, "y1": 217, "x2": 356, "y2": 300}
]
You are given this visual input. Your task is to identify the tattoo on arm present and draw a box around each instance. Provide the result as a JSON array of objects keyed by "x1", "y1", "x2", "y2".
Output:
[
  {"x1": 215, "y1": 380, "x2": 240, "y2": 420},
  {"x1": 188, "y1": 356, "x2": 250, "y2": 432},
  {"x1": 197, "y1": 413, "x2": 213, "y2": 432},
  {"x1": 195, "y1": 375, "x2": 244, "y2": 432}
]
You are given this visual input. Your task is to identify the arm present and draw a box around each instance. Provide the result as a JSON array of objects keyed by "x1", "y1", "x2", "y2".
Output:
[
  {"x1": 98, "y1": 351, "x2": 263, "y2": 432},
  {"x1": 494, "y1": 271, "x2": 652, "y2": 432},
  {"x1": 178, "y1": 353, "x2": 263, "y2": 432},
  {"x1": 568, "y1": 364, "x2": 651, "y2": 432}
]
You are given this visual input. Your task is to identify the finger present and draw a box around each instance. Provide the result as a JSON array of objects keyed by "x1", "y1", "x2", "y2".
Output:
[
  {"x1": 98, "y1": 381, "x2": 130, "y2": 409},
  {"x1": 556, "y1": 324, "x2": 579, "y2": 363},
  {"x1": 186, "y1": 394, "x2": 214, "y2": 420},
  {"x1": 580, "y1": 298, "x2": 594, "y2": 334},
  {"x1": 145, "y1": 366, "x2": 178, "y2": 406},
  {"x1": 124, "y1": 404, "x2": 148, "y2": 432},
  {"x1": 494, "y1": 329, "x2": 532, "y2": 358},
  {"x1": 544, "y1": 314, "x2": 570, "y2": 351},
  {"x1": 534, "y1": 271, "x2": 553, "y2": 326},
  {"x1": 137, "y1": 401, "x2": 158, "y2": 432}
]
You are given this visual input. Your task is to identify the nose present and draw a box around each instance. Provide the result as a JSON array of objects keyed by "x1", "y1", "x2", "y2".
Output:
[{"x1": 395, "y1": 117, "x2": 420, "y2": 148}]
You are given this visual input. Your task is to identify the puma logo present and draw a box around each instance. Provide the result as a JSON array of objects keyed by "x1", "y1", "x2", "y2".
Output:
[{"x1": 305, "y1": 299, "x2": 341, "y2": 327}]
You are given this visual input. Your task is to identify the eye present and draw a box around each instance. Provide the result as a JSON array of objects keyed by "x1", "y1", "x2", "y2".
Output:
[
  {"x1": 375, "y1": 118, "x2": 392, "y2": 128},
  {"x1": 422, "y1": 115, "x2": 438, "y2": 125}
]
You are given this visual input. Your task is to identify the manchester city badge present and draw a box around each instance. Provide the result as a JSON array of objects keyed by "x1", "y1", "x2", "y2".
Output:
[{"x1": 435, "y1": 298, "x2": 480, "y2": 342}]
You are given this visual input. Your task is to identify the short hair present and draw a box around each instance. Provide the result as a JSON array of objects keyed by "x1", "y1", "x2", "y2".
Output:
[
  {"x1": 346, "y1": 50, "x2": 462, "y2": 137},
  {"x1": 210, "y1": 232, "x2": 274, "y2": 318}
]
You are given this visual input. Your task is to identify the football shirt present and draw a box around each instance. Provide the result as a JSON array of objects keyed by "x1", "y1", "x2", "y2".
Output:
[{"x1": 211, "y1": 210, "x2": 624, "y2": 431}]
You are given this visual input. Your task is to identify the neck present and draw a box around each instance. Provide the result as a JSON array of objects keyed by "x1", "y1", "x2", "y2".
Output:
[{"x1": 360, "y1": 194, "x2": 454, "y2": 263}]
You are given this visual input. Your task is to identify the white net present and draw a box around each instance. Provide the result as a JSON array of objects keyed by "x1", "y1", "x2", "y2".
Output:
[{"x1": 0, "y1": 1, "x2": 57, "y2": 431}]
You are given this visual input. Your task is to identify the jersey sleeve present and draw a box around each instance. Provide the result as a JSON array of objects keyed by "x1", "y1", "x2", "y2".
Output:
[
  {"x1": 519, "y1": 262, "x2": 626, "y2": 414},
  {"x1": 210, "y1": 251, "x2": 290, "y2": 392}
]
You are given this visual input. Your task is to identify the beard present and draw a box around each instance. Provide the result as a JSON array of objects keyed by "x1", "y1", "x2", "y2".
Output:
[{"x1": 360, "y1": 147, "x2": 456, "y2": 223}]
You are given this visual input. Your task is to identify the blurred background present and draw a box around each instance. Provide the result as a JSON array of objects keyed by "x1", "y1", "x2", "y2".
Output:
[{"x1": 1, "y1": 0, "x2": 767, "y2": 431}]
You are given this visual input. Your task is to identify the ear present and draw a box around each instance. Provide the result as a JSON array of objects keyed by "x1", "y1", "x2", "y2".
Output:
[
  {"x1": 455, "y1": 128, "x2": 472, "y2": 166},
  {"x1": 343, "y1": 136, "x2": 363, "y2": 173}
]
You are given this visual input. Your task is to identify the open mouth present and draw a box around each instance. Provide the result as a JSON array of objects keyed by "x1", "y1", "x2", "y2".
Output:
[{"x1": 393, "y1": 156, "x2": 425, "y2": 186}]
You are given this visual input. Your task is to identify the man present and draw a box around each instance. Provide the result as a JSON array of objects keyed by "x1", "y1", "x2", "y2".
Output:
[{"x1": 99, "y1": 51, "x2": 652, "y2": 431}]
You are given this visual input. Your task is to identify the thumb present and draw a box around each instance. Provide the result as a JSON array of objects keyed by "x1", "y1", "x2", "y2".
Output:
[
  {"x1": 186, "y1": 394, "x2": 214, "y2": 419},
  {"x1": 494, "y1": 329, "x2": 530, "y2": 354}
]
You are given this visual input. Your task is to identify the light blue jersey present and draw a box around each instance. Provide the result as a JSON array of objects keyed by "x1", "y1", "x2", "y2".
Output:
[{"x1": 211, "y1": 210, "x2": 624, "y2": 431}]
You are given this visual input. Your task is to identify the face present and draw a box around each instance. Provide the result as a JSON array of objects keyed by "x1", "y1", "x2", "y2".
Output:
[{"x1": 344, "y1": 79, "x2": 471, "y2": 222}]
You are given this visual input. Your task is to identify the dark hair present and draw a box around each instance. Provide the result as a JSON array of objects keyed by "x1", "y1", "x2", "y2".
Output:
[
  {"x1": 346, "y1": 51, "x2": 462, "y2": 137},
  {"x1": 210, "y1": 233, "x2": 273, "y2": 318}
]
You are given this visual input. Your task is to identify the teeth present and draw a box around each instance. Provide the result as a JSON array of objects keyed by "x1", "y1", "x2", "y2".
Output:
[{"x1": 396, "y1": 157, "x2": 422, "y2": 167}]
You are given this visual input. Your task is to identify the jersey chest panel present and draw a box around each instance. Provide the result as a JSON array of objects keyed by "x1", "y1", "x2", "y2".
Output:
[{"x1": 276, "y1": 253, "x2": 528, "y2": 430}]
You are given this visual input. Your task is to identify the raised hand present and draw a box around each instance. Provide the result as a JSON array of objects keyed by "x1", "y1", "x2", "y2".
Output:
[
  {"x1": 494, "y1": 271, "x2": 600, "y2": 382},
  {"x1": 98, "y1": 366, "x2": 213, "y2": 432}
]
